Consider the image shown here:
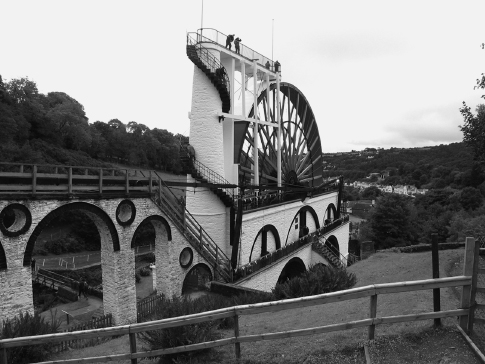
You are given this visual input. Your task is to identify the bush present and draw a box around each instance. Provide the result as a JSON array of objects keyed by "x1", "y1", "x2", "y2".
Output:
[
  {"x1": 139, "y1": 295, "x2": 221, "y2": 363},
  {"x1": 139, "y1": 266, "x2": 151, "y2": 277},
  {"x1": 136, "y1": 252, "x2": 155, "y2": 263},
  {"x1": 1, "y1": 311, "x2": 61, "y2": 364},
  {"x1": 135, "y1": 272, "x2": 141, "y2": 283},
  {"x1": 272, "y1": 263, "x2": 357, "y2": 300}
]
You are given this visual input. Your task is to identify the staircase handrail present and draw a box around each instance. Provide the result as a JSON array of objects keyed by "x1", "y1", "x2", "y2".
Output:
[
  {"x1": 178, "y1": 142, "x2": 236, "y2": 202},
  {"x1": 187, "y1": 33, "x2": 230, "y2": 93},
  {"x1": 195, "y1": 28, "x2": 277, "y2": 72},
  {"x1": 151, "y1": 171, "x2": 232, "y2": 275}
]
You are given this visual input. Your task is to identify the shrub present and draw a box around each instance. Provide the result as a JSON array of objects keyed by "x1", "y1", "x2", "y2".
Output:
[
  {"x1": 272, "y1": 263, "x2": 357, "y2": 300},
  {"x1": 139, "y1": 266, "x2": 151, "y2": 277},
  {"x1": 139, "y1": 295, "x2": 221, "y2": 363},
  {"x1": 135, "y1": 272, "x2": 141, "y2": 283},
  {"x1": 136, "y1": 252, "x2": 155, "y2": 263},
  {"x1": 1, "y1": 311, "x2": 61, "y2": 364}
]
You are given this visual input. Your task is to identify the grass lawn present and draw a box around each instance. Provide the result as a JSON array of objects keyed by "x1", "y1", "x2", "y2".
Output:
[{"x1": 48, "y1": 248, "x2": 481, "y2": 364}]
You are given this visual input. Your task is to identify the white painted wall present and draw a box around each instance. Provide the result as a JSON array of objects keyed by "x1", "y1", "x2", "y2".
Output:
[{"x1": 239, "y1": 192, "x2": 340, "y2": 267}]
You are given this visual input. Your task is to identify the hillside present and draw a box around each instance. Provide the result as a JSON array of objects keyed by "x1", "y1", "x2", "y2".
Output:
[
  {"x1": 323, "y1": 143, "x2": 482, "y2": 190},
  {"x1": 0, "y1": 76, "x2": 186, "y2": 174}
]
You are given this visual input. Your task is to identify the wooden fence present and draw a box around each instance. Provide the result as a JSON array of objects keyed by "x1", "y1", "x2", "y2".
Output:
[
  {"x1": 0, "y1": 162, "x2": 155, "y2": 197},
  {"x1": 0, "y1": 237, "x2": 480, "y2": 364},
  {"x1": 53, "y1": 314, "x2": 113, "y2": 353},
  {"x1": 136, "y1": 294, "x2": 162, "y2": 322}
]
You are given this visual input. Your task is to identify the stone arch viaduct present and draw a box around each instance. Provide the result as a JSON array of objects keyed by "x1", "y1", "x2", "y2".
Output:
[{"x1": 0, "y1": 163, "x2": 349, "y2": 326}]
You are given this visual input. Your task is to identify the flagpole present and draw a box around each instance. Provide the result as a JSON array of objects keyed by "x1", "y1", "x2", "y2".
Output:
[{"x1": 272, "y1": 19, "x2": 274, "y2": 61}]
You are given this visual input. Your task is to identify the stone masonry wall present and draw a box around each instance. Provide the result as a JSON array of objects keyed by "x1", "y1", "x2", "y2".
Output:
[{"x1": 0, "y1": 197, "x2": 216, "y2": 325}]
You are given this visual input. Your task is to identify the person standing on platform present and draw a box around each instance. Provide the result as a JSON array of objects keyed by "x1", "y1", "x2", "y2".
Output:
[
  {"x1": 225, "y1": 34, "x2": 235, "y2": 50},
  {"x1": 234, "y1": 37, "x2": 241, "y2": 54},
  {"x1": 274, "y1": 60, "x2": 281, "y2": 72}
]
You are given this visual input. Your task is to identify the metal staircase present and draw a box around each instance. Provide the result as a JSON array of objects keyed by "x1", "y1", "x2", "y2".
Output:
[
  {"x1": 179, "y1": 143, "x2": 235, "y2": 208},
  {"x1": 150, "y1": 173, "x2": 232, "y2": 282},
  {"x1": 311, "y1": 242, "x2": 345, "y2": 269},
  {"x1": 186, "y1": 34, "x2": 230, "y2": 113}
]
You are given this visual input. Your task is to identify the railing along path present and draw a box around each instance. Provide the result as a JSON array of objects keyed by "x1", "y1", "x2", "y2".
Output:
[{"x1": 0, "y1": 275, "x2": 474, "y2": 364}]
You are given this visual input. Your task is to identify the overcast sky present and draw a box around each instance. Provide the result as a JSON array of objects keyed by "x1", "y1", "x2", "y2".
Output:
[{"x1": 2, "y1": 0, "x2": 484, "y2": 152}]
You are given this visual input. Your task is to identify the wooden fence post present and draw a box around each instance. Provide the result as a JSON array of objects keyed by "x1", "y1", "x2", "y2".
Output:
[
  {"x1": 32, "y1": 165, "x2": 37, "y2": 195},
  {"x1": 129, "y1": 331, "x2": 137, "y2": 364},
  {"x1": 99, "y1": 168, "x2": 103, "y2": 194},
  {"x1": 368, "y1": 294, "x2": 377, "y2": 340},
  {"x1": 460, "y1": 237, "x2": 478, "y2": 332},
  {"x1": 125, "y1": 169, "x2": 130, "y2": 194},
  {"x1": 68, "y1": 167, "x2": 73, "y2": 194},
  {"x1": 431, "y1": 233, "x2": 441, "y2": 327},
  {"x1": 149, "y1": 170, "x2": 152, "y2": 194},
  {"x1": 1, "y1": 347, "x2": 7, "y2": 364},
  {"x1": 468, "y1": 237, "x2": 480, "y2": 333},
  {"x1": 234, "y1": 313, "x2": 241, "y2": 359}
]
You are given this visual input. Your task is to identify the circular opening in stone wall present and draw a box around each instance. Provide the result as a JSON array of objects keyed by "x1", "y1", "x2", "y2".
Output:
[
  {"x1": 0, "y1": 204, "x2": 32, "y2": 237},
  {"x1": 116, "y1": 200, "x2": 136, "y2": 226},
  {"x1": 179, "y1": 247, "x2": 193, "y2": 268}
]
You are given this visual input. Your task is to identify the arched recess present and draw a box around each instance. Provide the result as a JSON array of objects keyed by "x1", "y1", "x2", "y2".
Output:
[
  {"x1": 284, "y1": 206, "x2": 320, "y2": 245},
  {"x1": 325, "y1": 235, "x2": 340, "y2": 255},
  {"x1": 324, "y1": 204, "x2": 337, "y2": 225},
  {"x1": 130, "y1": 215, "x2": 172, "y2": 249},
  {"x1": 277, "y1": 257, "x2": 306, "y2": 284},
  {"x1": 249, "y1": 224, "x2": 281, "y2": 262},
  {"x1": 182, "y1": 263, "x2": 212, "y2": 294},
  {"x1": 23, "y1": 202, "x2": 120, "y2": 266},
  {"x1": 0, "y1": 242, "x2": 7, "y2": 270}
]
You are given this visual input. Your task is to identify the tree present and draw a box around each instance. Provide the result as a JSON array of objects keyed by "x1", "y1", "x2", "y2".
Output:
[
  {"x1": 474, "y1": 43, "x2": 485, "y2": 99},
  {"x1": 459, "y1": 103, "x2": 485, "y2": 163},
  {"x1": 370, "y1": 194, "x2": 414, "y2": 249},
  {"x1": 460, "y1": 187, "x2": 484, "y2": 211},
  {"x1": 361, "y1": 186, "x2": 381, "y2": 200}
]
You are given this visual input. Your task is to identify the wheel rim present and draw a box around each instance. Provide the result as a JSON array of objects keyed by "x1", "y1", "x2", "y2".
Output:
[{"x1": 235, "y1": 82, "x2": 323, "y2": 188}]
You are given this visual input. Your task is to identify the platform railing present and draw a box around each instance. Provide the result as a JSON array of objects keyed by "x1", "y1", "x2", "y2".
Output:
[
  {"x1": 196, "y1": 28, "x2": 279, "y2": 72},
  {"x1": 0, "y1": 162, "x2": 155, "y2": 196}
]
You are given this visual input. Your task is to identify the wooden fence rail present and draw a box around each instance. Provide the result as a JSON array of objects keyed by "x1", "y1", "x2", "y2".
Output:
[{"x1": 0, "y1": 274, "x2": 475, "y2": 364}]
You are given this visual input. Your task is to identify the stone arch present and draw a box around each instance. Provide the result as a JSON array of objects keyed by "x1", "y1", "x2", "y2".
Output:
[
  {"x1": 182, "y1": 263, "x2": 212, "y2": 294},
  {"x1": 277, "y1": 257, "x2": 306, "y2": 284},
  {"x1": 0, "y1": 241, "x2": 6, "y2": 270},
  {"x1": 325, "y1": 235, "x2": 340, "y2": 255},
  {"x1": 324, "y1": 203, "x2": 337, "y2": 225},
  {"x1": 131, "y1": 215, "x2": 173, "y2": 298},
  {"x1": 130, "y1": 215, "x2": 172, "y2": 249},
  {"x1": 284, "y1": 206, "x2": 320, "y2": 245},
  {"x1": 249, "y1": 224, "x2": 281, "y2": 262},
  {"x1": 23, "y1": 202, "x2": 120, "y2": 266}
]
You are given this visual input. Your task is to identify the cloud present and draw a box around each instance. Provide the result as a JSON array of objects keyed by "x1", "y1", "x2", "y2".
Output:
[{"x1": 383, "y1": 104, "x2": 465, "y2": 145}]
